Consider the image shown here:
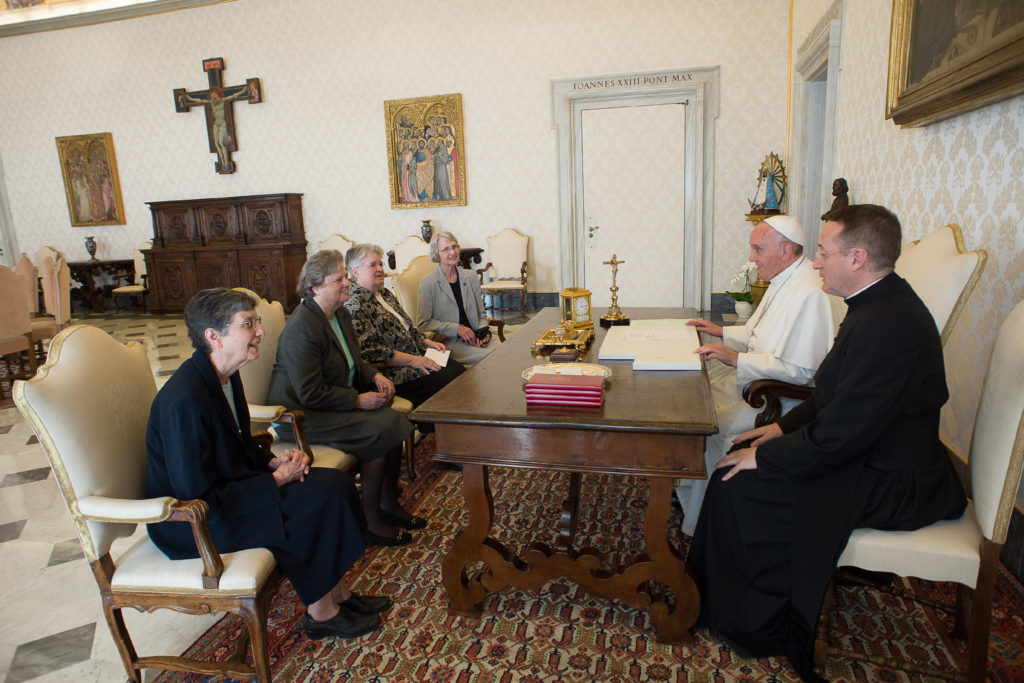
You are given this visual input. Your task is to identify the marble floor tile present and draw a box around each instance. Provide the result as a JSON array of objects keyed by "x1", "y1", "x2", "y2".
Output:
[
  {"x1": 5, "y1": 624, "x2": 95, "y2": 683},
  {"x1": 0, "y1": 520, "x2": 26, "y2": 543},
  {"x1": 0, "y1": 469, "x2": 50, "y2": 489}
]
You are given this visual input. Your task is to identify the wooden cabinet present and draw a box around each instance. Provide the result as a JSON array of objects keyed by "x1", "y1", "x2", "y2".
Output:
[{"x1": 144, "y1": 193, "x2": 307, "y2": 312}]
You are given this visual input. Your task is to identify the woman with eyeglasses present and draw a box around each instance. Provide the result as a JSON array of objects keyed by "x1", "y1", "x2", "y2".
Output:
[
  {"x1": 146, "y1": 287, "x2": 389, "y2": 641},
  {"x1": 344, "y1": 243, "x2": 465, "y2": 409},
  {"x1": 414, "y1": 231, "x2": 495, "y2": 366},
  {"x1": 267, "y1": 250, "x2": 423, "y2": 548}
]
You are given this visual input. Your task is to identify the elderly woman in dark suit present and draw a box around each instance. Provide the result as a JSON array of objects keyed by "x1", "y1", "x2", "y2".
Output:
[
  {"x1": 344, "y1": 243, "x2": 465, "y2": 408},
  {"x1": 146, "y1": 288, "x2": 389, "y2": 640},
  {"x1": 267, "y1": 250, "x2": 423, "y2": 548},
  {"x1": 414, "y1": 231, "x2": 495, "y2": 366}
]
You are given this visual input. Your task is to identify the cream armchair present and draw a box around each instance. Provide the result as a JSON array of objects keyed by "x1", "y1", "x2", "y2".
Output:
[
  {"x1": 477, "y1": 227, "x2": 529, "y2": 315},
  {"x1": 232, "y1": 288, "x2": 359, "y2": 473},
  {"x1": 112, "y1": 240, "x2": 152, "y2": 312},
  {"x1": 13, "y1": 325, "x2": 282, "y2": 682},
  {"x1": 814, "y1": 299, "x2": 1024, "y2": 682},
  {"x1": 0, "y1": 266, "x2": 37, "y2": 400},
  {"x1": 318, "y1": 233, "x2": 355, "y2": 256},
  {"x1": 744, "y1": 223, "x2": 987, "y2": 426}
]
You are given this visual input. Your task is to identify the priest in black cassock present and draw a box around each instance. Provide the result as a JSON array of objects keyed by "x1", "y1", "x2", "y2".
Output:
[{"x1": 686, "y1": 204, "x2": 967, "y2": 681}]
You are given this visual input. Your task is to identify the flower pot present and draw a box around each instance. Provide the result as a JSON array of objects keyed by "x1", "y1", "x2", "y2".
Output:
[{"x1": 734, "y1": 300, "x2": 753, "y2": 319}]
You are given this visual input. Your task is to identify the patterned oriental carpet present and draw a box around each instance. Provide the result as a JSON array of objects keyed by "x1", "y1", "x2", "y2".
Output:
[{"x1": 155, "y1": 436, "x2": 1024, "y2": 682}]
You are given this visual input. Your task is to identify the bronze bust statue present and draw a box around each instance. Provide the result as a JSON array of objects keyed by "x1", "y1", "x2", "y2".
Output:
[{"x1": 821, "y1": 178, "x2": 849, "y2": 220}]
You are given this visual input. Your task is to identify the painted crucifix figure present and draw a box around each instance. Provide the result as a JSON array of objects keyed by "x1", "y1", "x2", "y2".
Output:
[{"x1": 174, "y1": 58, "x2": 262, "y2": 174}]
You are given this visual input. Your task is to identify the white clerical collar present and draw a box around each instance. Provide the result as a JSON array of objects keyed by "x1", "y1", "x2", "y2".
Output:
[
  {"x1": 845, "y1": 276, "x2": 885, "y2": 300},
  {"x1": 769, "y1": 256, "x2": 805, "y2": 284}
]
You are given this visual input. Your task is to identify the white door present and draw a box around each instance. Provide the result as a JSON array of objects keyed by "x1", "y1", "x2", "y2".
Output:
[{"x1": 580, "y1": 104, "x2": 685, "y2": 307}]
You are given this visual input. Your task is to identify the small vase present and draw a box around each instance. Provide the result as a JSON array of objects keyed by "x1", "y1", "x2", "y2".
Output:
[
  {"x1": 734, "y1": 300, "x2": 753, "y2": 319},
  {"x1": 84, "y1": 235, "x2": 98, "y2": 261},
  {"x1": 420, "y1": 219, "x2": 433, "y2": 243}
]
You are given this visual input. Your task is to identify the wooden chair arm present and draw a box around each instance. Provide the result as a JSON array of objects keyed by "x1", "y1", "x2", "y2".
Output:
[
  {"x1": 166, "y1": 498, "x2": 224, "y2": 589},
  {"x1": 488, "y1": 318, "x2": 506, "y2": 342},
  {"x1": 140, "y1": 273, "x2": 148, "y2": 288},
  {"x1": 519, "y1": 261, "x2": 528, "y2": 285},
  {"x1": 742, "y1": 379, "x2": 812, "y2": 427},
  {"x1": 476, "y1": 263, "x2": 493, "y2": 283},
  {"x1": 270, "y1": 409, "x2": 314, "y2": 466}
]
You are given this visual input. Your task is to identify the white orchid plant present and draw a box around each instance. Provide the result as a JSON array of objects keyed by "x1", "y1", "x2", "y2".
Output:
[{"x1": 727, "y1": 261, "x2": 759, "y2": 303}]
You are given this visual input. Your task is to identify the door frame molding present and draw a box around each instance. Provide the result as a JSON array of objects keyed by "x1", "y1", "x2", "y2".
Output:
[{"x1": 552, "y1": 67, "x2": 719, "y2": 309}]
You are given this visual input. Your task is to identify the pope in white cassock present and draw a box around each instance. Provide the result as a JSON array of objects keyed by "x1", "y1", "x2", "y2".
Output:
[{"x1": 676, "y1": 215, "x2": 846, "y2": 535}]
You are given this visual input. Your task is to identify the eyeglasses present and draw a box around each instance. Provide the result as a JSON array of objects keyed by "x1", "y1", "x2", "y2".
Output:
[
  {"x1": 229, "y1": 316, "x2": 262, "y2": 330},
  {"x1": 359, "y1": 261, "x2": 385, "y2": 269},
  {"x1": 439, "y1": 245, "x2": 459, "y2": 254}
]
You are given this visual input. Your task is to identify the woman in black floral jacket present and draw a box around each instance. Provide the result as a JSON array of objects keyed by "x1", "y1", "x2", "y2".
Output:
[{"x1": 344, "y1": 244, "x2": 465, "y2": 408}]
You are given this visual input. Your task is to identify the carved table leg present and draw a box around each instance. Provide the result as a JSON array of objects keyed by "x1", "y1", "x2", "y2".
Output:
[
  {"x1": 555, "y1": 472, "x2": 581, "y2": 553},
  {"x1": 441, "y1": 463, "x2": 494, "y2": 616},
  {"x1": 643, "y1": 477, "x2": 699, "y2": 643}
]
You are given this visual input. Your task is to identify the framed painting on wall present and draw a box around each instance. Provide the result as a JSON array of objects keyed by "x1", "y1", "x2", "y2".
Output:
[
  {"x1": 384, "y1": 93, "x2": 467, "y2": 209},
  {"x1": 887, "y1": 0, "x2": 1024, "y2": 127},
  {"x1": 55, "y1": 132, "x2": 126, "y2": 226}
]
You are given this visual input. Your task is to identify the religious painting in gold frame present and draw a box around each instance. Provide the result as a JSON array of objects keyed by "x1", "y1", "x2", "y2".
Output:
[
  {"x1": 886, "y1": 0, "x2": 1024, "y2": 127},
  {"x1": 55, "y1": 132, "x2": 126, "y2": 226},
  {"x1": 384, "y1": 93, "x2": 467, "y2": 209}
]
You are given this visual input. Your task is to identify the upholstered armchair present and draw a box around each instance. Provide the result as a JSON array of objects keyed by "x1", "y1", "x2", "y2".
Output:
[
  {"x1": 813, "y1": 299, "x2": 1024, "y2": 682},
  {"x1": 744, "y1": 224, "x2": 987, "y2": 427},
  {"x1": 231, "y1": 289, "x2": 359, "y2": 474},
  {"x1": 112, "y1": 240, "x2": 152, "y2": 312},
  {"x1": 0, "y1": 266, "x2": 37, "y2": 399},
  {"x1": 477, "y1": 227, "x2": 529, "y2": 315},
  {"x1": 391, "y1": 255, "x2": 506, "y2": 345},
  {"x1": 13, "y1": 325, "x2": 283, "y2": 682},
  {"x1": 318, "y1": 233, "x2": 355, "y2": 256}
]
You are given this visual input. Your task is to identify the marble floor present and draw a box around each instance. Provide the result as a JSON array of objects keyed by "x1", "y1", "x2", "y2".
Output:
[{"x1": 0, "y1": 306, "x2": 534, "y2": 683}]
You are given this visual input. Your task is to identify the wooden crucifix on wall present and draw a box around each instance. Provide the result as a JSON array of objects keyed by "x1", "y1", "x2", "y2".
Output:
[{"x1": 174, "y1": 57, "x2": 262, "y2": 174}]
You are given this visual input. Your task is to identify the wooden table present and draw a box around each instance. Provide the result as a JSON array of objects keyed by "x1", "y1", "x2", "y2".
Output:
[{"x1": 411, "y1": 307, "x2": 717, "y2": 643}]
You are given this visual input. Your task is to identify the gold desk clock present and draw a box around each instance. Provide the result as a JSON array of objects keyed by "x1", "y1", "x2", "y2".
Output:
[{"x1": 532, "y1": 287, "x2": 596, "y2": 351}]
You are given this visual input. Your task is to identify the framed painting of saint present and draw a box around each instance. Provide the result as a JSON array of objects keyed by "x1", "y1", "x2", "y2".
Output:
[
  {"x1": 384, "y1": 93, "x2": 467, "y2": 209},
  {"x1": 887, "y1": 0, "x2": 1024, "y2": 126},
  {"x1": 55, "y1": 132, "x2": 127, "y2": 226}
]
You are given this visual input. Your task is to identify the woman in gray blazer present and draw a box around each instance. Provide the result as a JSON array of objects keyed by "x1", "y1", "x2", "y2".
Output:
[{"x1": 415, "y1": 231, "x2": 495, "y2": 366}]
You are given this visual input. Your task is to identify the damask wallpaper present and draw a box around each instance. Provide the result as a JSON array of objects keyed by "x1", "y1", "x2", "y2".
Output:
[
  {"x1": 793, "y1": 0, "x2": 1024, "y2": 504},
  {"x1": 0, "y1": 0, "x2": 787, "y2": 297}
]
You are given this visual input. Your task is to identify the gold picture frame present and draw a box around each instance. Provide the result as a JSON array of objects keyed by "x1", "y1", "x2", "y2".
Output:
[
  {"x1": 55, "y1": 132, "x2": 126, "y2": 226},
  {"x1": 887, "y1": 0, "x2": 1024, "y2": 127},
  {"x1": 384, "y1": 93, "x2": 467, "y2": 209}
]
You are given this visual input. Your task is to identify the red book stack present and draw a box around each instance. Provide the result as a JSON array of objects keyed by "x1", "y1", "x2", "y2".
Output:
[{"x1": 525, "y1": 373, "x2": 604, "y2": 407}]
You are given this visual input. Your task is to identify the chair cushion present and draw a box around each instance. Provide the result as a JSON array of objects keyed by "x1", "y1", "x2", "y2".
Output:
[
  {"x1": 391, "y1": 396, "x2": 413, "y2": 414},
  {"x1": 112, "y1": 535, "x2": 276, "y2": 593},
  {"x1": 480, "y1": 281, "x2": 525, "y2": 290},
  {"x1": 837, "y1": 501, "x2": 982, "y2": 587},
  {"x1": 30, "y1": 318, "x2": 57, "y2": 341},
  {"x1": 112, "y1": 284, "x2": 146, "y2": 295}
]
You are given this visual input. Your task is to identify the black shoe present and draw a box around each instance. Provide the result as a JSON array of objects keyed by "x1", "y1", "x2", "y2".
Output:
[
  {"x1": 381, "y1": 509, "x2": 428, "y2": 530},
  {"x1": 342, "y1": 593, "x2": 392, "y2": 614},
  {"x1": 301, "y1": 606, "x2": 382, "y2": 639},
  {"x1": 366, "y1": 529, "x2": 413, "y2": 547}
]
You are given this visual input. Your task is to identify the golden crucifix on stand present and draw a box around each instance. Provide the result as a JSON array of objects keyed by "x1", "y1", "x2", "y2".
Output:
[{"x1": 599, "y1": 254, "x2": 630, "y2": 327}]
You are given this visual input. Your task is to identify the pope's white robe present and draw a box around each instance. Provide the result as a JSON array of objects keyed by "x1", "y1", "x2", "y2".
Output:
[{"x1": 677, "y1": 256, "x2": 846, "y2": 534}]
